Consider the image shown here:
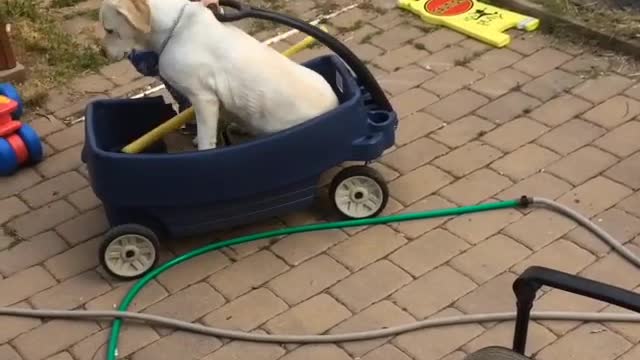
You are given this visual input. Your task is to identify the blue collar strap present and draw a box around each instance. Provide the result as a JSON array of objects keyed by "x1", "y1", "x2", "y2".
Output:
[{"x1": 158, "y1": 3, "x2": 189, "y2": 55}]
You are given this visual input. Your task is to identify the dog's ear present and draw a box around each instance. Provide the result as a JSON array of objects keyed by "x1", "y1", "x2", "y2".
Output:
[{"x1": 116, "y1": 0, "x2": 151, "y2": 33}]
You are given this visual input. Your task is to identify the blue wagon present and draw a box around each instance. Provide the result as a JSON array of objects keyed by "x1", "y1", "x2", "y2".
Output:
[{"x1": 82, "y1": 2, "x2": 398, "y2": 280}]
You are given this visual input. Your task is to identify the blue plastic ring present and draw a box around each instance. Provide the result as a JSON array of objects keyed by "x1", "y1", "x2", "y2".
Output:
[
  {"x1": 0, "y1": 137, "x2": 19, "y2": 176},
  {"x1": 17, "y1": 123, "x2": 43, "y2": 163}
]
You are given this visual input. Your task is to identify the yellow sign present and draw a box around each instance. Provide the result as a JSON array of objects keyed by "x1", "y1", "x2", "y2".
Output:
[{"x1": 398, "y1": 0, "x2": 539, "y2": 47}]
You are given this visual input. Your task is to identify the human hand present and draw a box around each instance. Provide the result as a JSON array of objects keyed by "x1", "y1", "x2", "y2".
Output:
[{"x1": 201, "y1": 0, "x2": 220, "y2": 11}]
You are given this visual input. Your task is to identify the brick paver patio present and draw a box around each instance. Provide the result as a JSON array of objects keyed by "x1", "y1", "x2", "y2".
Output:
[{"x1": 2, "y1": 3, "x2": 640, "y2": 360}]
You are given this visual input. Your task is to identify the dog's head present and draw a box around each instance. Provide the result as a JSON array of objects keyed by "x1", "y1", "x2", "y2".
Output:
[{"x1": 99, "y1": 0, "x2": 152, "y2": 60}]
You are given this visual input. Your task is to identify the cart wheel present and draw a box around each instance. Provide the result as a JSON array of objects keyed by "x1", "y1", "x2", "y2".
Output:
[
  {"x1": 0, "y1": 83, "x2": 24, "y2": 119},
  {"x1": 17, "y1": 124, "x2": 43, "y2": 163},
  {"x1": 329, "y1": 165, "x2": 389, "y2": 219},
  {"x1": 100, "y1": 224, "x2": 160, "y2": 280},
  {"x1": 0, "y1": 137, "x2": 18, "y2": 176},
  {"x1": 464, "y1": 347, "x2": 532, "y2": 360}
]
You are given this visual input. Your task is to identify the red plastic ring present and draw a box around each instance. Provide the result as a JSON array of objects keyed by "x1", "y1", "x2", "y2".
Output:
[{"x1": 6, "y1": 134, "x2": 29, "y2": 164}]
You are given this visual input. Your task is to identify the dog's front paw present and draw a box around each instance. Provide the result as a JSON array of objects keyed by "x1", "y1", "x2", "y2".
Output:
[
  {"x1": 196, "y1": 137, "x2": 217, "y2": 150},
  {"x1": 198, "y1": 144, "x2": 217, "y2": 151}
]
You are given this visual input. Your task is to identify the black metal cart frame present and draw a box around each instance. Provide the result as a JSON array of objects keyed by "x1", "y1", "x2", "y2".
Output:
[{"x1": 512, "y1": 266, "x2": 640, "y2": 356}]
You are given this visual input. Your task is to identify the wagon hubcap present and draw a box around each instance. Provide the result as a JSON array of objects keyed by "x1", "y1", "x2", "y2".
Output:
[
  {"x1": 105, "y1": 235, "x2": 156, "y2": 277},
  {"x1": 335, "y1": 176, "x2": 384, "y2": 218},
  {"x1": 124, "y1": 248, "x2": 138, "y2": 259}
]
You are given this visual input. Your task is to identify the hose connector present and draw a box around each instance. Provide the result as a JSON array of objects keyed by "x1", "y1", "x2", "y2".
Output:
[{"x1": 519, "y1": 196, "x2": 532, "y2": 208}]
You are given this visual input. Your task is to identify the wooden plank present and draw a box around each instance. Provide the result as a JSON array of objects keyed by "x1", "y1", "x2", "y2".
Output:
[{"x1": 0, "y1": 23, "x2": 17, "y2": 71}]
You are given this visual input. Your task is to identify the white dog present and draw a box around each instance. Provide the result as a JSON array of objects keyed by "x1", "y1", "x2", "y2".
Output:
[{"x1": 99, "y1": 0, "x2": 339, "y2": 150}]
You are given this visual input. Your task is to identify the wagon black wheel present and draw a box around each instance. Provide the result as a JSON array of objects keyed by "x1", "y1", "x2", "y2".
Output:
[
  {"x1": 329, "y1": 165, "x2": 389, "y2": 219},
  {"x1": 99, "y1": 224, "x2": 160, "y2": 281},
  {"x1": 464, "y1": 347, "x2": 533, "y2": 360}
]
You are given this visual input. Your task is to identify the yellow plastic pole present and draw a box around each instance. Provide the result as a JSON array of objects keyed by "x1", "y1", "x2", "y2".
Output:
[
  {"x1": 122, "y1": 108, "x2": 196, "y2": 154},
  {"x1": 122, "y1": 27, "x2": 328, "y2": 154},
  {"x1": 281, "y1": 34, "x2": 318, "y2": 57}
]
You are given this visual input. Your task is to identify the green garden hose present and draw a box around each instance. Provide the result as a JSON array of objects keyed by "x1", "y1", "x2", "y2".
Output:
[
  {"x1": 2, "y1": 196, "x2": 640, "y2": 360},
  {"x1": 106, "y1": 198, "x2": 523, "y2": 359},
  {"x1": 99, "y1": 196, "x2": 638, "y2": 360}
]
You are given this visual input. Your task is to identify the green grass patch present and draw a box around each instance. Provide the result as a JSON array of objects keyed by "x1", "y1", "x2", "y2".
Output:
[
  {"x1": 531, "y1": 0, "x2": 640, "y2": 39},
  {"x1": 50, "y1": 0, "x2": 84, "y2": 9},
  {"x1": 0, "y1": 0, "x2": 108, "y2": 106}
]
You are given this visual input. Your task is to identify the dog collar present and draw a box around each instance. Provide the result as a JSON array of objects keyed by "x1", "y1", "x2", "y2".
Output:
[
  {"x1": 128, "y1": 50, "x2": 160, "y2": 76},
  {"x1": 157, "y1": 3, "x2": 188, "y2": 55}
]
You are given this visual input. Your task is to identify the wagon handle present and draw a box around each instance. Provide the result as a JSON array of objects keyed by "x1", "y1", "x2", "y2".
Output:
[
  {"x1": 208, "y1": 0, "x2": 250, "y2": 21},
  {"x1": 211, "y1": 0, "x2": 394, "y2": 112},
  {"x1": 512, "y1": 266, "x2": 640, "y2": 356}
]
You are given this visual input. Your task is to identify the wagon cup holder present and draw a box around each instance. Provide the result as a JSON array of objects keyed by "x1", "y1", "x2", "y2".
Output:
[
  {"x1": 348, "y1": 110, "x2": 397, "y2": 160},
  {"x1": 368, "y1": 110, "x2": 395, "y2": 131},
  {"x1": 368, "y1": 110, "x2": 396, "y2": 142}
]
